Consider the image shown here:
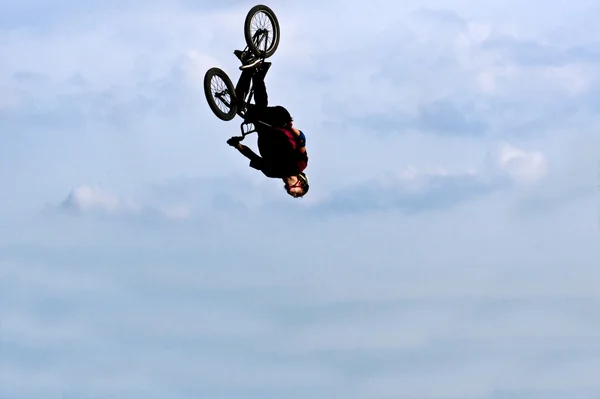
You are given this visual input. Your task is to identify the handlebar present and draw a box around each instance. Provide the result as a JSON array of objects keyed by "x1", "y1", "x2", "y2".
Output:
[{"x1": 239, "y1": 120, "x2": 272, "y2": 138}]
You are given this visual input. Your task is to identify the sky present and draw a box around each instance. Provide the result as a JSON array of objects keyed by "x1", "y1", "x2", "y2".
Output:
[{"x1": 1, "y1": 0, "x2": 600, "y2": 398}]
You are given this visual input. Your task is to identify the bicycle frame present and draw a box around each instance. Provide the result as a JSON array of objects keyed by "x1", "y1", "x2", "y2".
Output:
[{"x1": 235, "y1": 28, "x2": 273, "y2": 139}]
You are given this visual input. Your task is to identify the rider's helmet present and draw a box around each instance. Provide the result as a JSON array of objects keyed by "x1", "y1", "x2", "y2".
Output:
[
  {"x1": 298, "y1": 172, "x2": 309, "y2": 195},
  {"x1": 286, "y1": 172, "x2": 310, "y2": 198}
]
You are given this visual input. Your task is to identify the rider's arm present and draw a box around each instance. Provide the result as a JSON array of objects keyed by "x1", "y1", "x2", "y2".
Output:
[
  {"x1": 235, "y1": 143, "x2": 263, "y2": 164},
  {"x1": 289, "y1": 125, "x2": 306, "y2": 154}
]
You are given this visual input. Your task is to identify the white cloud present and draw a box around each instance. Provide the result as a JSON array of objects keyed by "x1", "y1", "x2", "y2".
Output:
[
  {"x1": 396, "y1": 165, "x2": 451, "y2": 180},
  {"x1": 476, "y1": 70, "x2": 497, "y2": 93},
  {"x1": 455, "y1": 21, "x2": 492, "y2": 48},
  {"x1": 542, "y1": 64, "x2": 593, "y2": 95},
  {"x1": 173, "y1": 49, "x2": 221, "y2": 89},
  {"x1": 497, "y1": 143, "x2": 548, "y2": 184},
  {"x1": 58, "y1": 185, "x2": 193, "y2": 220},
  {"x1": 60, "y1": 185, "x2": 137, "y2": 214},
  {"x1": 161, "y1": 204, "x2": 191, "y2": 220},
  {"x1": 0, "y1": 86, "x2": 21, "y2": 108}
]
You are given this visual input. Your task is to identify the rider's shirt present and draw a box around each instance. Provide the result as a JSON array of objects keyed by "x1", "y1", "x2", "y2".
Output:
[{"x1": 249, "y1": 127, "x2": 308, "y2": 178}]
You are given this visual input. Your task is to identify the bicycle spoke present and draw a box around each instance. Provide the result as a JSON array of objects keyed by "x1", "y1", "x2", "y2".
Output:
[
  {"x1": 210, "y1": 77, "x2": 232, "y2": 113},
  {"x1": 250, "y1": 11, "x2": 274, "y2": 51}
]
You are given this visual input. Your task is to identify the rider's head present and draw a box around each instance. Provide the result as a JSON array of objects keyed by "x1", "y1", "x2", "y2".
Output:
[{"x1": 284, "y1": 172, "x2": 309, "y2": 198}]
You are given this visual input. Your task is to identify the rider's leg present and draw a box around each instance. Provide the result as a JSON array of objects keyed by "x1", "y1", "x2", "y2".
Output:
[
  {"x1": 234, "y1": 69, "x2": 253, "y2": 104},
  {"x1": 236, "y1": 62, "x2": 270, "y2": 108},
  {"x1": 251, "y1": 62, "x2": 270, "y2": 107},
  {"x1": 249, "y1": 66, "x2": 292, "y2": 127},
  {"x1": 244, "y1": 62, "x2": 271, "y2": 122}
]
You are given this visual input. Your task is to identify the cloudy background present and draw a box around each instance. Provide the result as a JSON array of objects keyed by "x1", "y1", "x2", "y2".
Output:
[{"x1": 2, "y1": 0, "x2": 600, "y2": 398}]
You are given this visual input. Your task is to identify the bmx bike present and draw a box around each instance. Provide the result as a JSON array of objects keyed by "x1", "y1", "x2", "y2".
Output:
[{"x1": 203, "y1": 4, "x2": 280, "y2": 138}]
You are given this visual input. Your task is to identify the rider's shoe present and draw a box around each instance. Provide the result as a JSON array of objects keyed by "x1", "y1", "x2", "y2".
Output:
[
  {"x1": 234, "y1": 49, "x2": 261, "y2": 70},
  {"x1": 233, "y1": 49, "x2": 246, "y2": 61}
]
